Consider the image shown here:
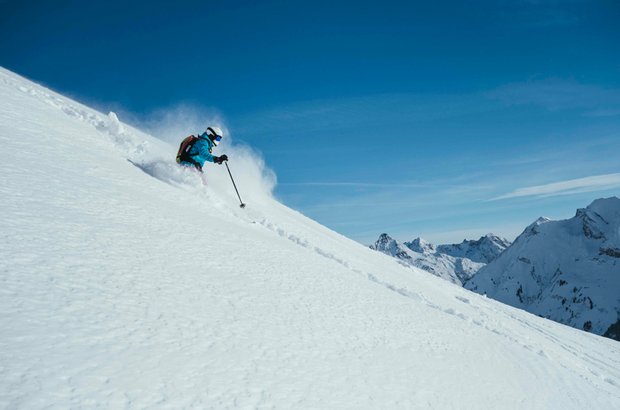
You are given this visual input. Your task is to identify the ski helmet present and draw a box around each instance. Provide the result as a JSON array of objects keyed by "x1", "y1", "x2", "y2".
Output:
[{"x1": 206, "y1": 126, "x2": 223, "y2": 146}]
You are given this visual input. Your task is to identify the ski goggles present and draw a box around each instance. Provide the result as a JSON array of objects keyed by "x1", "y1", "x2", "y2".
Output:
[{"x1": 214, "y1": 135, "x2": 222, "y2": 142}]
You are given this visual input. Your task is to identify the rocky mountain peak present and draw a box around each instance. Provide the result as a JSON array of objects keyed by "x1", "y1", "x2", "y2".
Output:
[
  {"x1": 405, "y1": 237, "x2": 435, "y2": 253},
  {"x1": 374, "y1": 233, "x2": 394, "y2": 246},
  {"x1": 370, "y1": 233, "x2": 412, "y2": 261},
  {"x1": 517, "y1": 216, "x2": 551, "y2": 240},
  {"x1": 572, "y1": 197, "x2": 620, "y2": 243}
]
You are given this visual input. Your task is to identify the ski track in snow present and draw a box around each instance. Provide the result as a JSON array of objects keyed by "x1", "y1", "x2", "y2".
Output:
[
  {"x1": 1, "y1": 67, "x2": 620, "y2": 409},
  {"x1": 254, "y1": 214, "x2": 620, "y2": 391}
]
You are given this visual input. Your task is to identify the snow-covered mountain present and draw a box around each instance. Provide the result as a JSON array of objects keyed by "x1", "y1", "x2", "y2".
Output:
[
  {"x1": 1, "y1": 66, "x2": 619, "y2": 408},
  {"x1": 370, "y1": 233, "x2": 510, "y2": 285},
  {"x1": 466, "y1": 198, "x2": 620, "y2": 341}
]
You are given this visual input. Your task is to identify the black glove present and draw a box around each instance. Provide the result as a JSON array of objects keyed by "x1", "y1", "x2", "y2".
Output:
[{"x1": 214, "y1": 154, "x2": 228, "y2": 164}]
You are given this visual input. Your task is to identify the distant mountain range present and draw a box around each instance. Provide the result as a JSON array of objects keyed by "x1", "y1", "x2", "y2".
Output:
[
  {"x1": 370, "y1": 233, "x2": 510, "y2": 285},
  {"x1": 371, "y1": 197, "x2": 620, "y2": 341}
]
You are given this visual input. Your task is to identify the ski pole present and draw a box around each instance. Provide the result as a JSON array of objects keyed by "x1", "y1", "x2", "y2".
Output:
[{"x1": 225, "y1": 161, "x2": 246, "y2": 208}]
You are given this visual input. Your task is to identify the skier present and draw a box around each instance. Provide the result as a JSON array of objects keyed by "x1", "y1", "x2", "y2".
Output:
[{"x1": 176, "y1": 126, "x2": 228, "y2": 173}]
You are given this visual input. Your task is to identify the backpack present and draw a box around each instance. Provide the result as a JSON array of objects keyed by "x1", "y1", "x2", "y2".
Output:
[{"x1": 176, "y1": 135, "x2": 199, "y2": 164}]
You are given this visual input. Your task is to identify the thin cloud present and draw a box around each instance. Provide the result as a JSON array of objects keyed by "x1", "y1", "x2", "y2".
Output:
[
  {"x1": 487, "y1": 134, "x2": 620, "y2": 172},
  {"x1": 487, "y1": 79, "x2": 620, "y2": 111},
  {"x1": 280, "y1": 181, "x2": 431, "y2": 188},
  {"x1": 498, "y1": 1, "x2": 589, "y2": 29},
  {"x1": 584, "y1": 108, "x2": 620, "y2": 118},
  {"x1": 233, "y1": 92, "x2": 496, "y2": 138},
  {"x1": 280, "y1": 175, "x2": 497, "y2": 193},
  {"x1": 490, "y1": 173, "x2": 620, "y2": 200}
]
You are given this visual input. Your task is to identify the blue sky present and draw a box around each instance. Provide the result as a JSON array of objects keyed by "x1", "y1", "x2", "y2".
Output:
[{"x1": 2, "y1": 0, "x2": 619, "y2": 244}]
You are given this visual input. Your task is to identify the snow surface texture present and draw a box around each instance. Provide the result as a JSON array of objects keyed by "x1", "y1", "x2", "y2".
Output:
[
  {"x1": 467, "y1": 198, "x2": 620, "y2": 340},
  {"x1": 1, "y1": 66, "x2": 619, "y2": 409},
  {"x1": 370, "y1": 233, "x2": 510, "y2": 285}
]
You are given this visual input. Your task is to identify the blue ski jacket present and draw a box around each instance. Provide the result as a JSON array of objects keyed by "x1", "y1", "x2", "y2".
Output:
[{"x1": 180, "y1": 132, "x2": 216, "y2": 169}]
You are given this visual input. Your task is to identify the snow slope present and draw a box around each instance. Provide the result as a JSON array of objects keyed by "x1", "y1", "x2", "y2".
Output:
[
  {"x1": 1, "y1": 66, "x2": 619, "y2": 409},
  {"x1": 466, "y1": 198, "x2": 620, "y2": 340}
]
